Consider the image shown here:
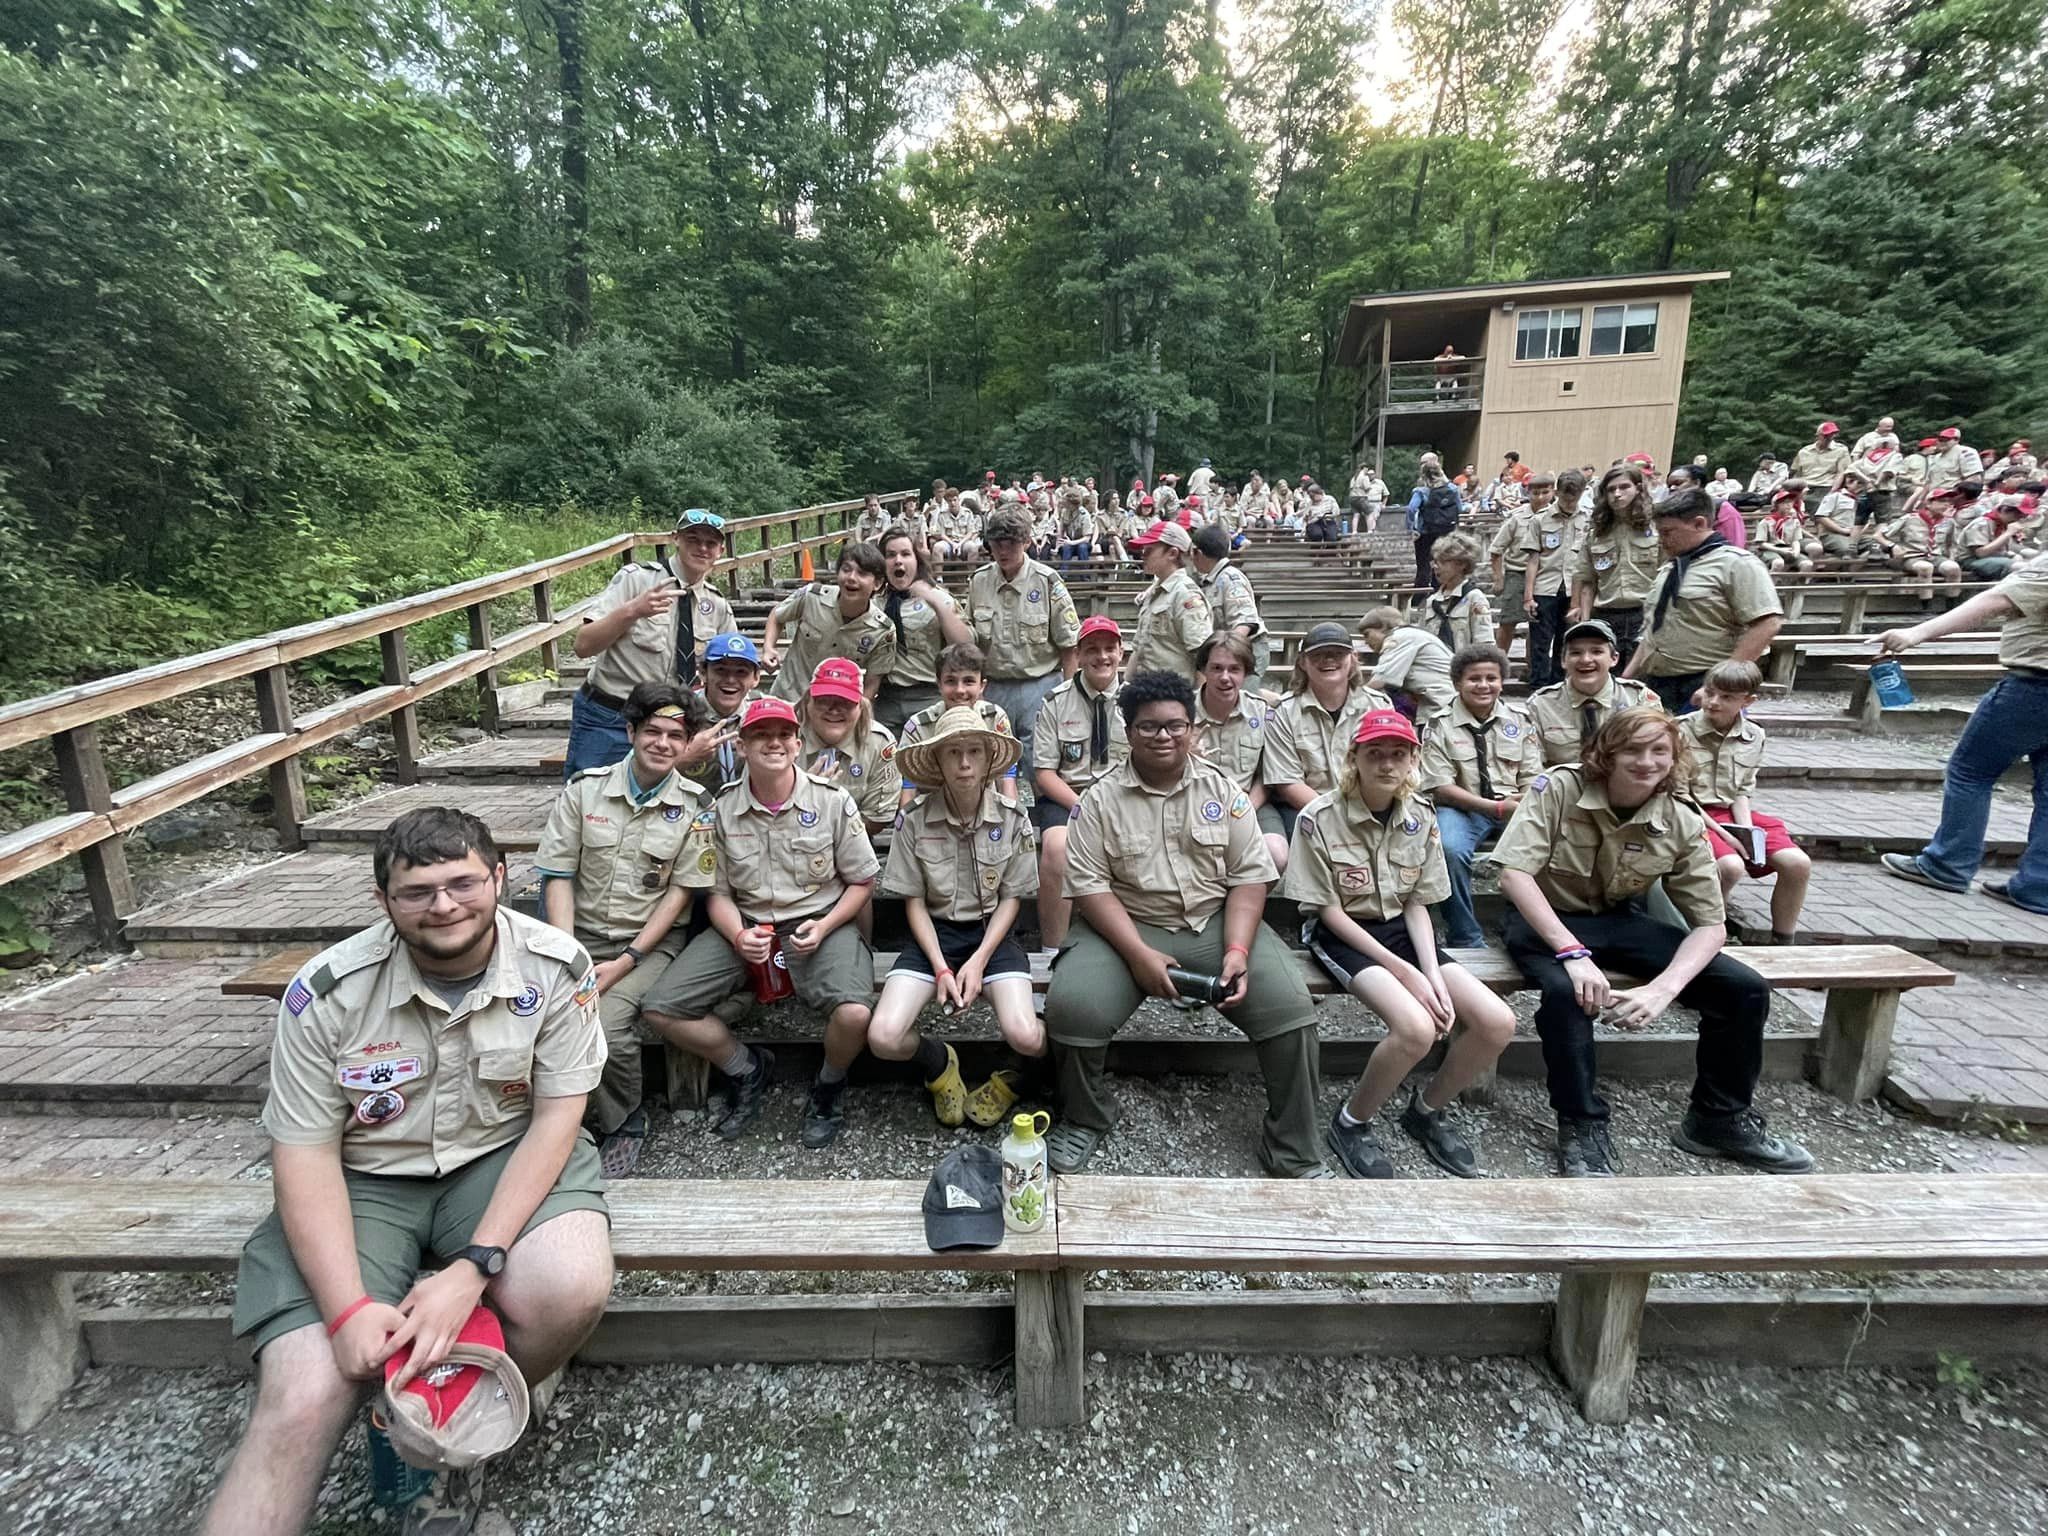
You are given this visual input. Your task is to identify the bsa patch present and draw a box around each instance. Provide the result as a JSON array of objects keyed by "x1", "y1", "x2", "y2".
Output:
[
  {"x1": 1404, "y1": 814, "x2": 1423, "y2": 834},
  {"x1": 982, "y1": 867, "x2": 1001, "y2": 889},
  {"x1": 498, "y1": 1080, "x2": 530, "y2": 1102},
  {"x1": 663, "y1": 805, "x2": 685, "y2": 822},
  {"x1": 700, "y1": 599, "x2": 715, "y2": 615},
  {"x1": 339, "y1": 1057, "x2": 423, "y2": 1092},
  {"x1": 1201, "y1": 799, "x2": 1224, "y2": 823},
  {"x1": 697, "y1": 848, "x2": 717, "y2": 873},
  {"x1": 1594, "y1": 555, "x2": 1616, "y2": 571},
  {"x1": 354, "y1": 1089, "x2": 406, "y2": 1127},
  {"x1": 857, "y1": 635, "x2": 875, "y2": 653},
  {"x1": 510, "y1": 984, "x2": 544, "y2": 1017},
  {"x1": 1027, "y1": 589, "x2": 1043, "y2": 604},
  {"x1": 1340, "y1": 867, "x2": 1370, "y2": 892},
  {"x1": 573, "y1": 970, "x2": 600, "y2": 1007},
  {"x1": 798, "y1": 808, "x2": 819, "y2": 828},
  {"x1": 1228, "y1": 793, "x2": 1251, "y2": 819},
  {"x1": 284, "y1": 978, "x2": 314, "y2": 1016},
  {"x1": 1543, "y1": 533, "x2": 1561, "y2": 549}
]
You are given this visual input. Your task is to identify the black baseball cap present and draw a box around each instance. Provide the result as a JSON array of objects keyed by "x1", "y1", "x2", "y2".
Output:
[
  {"x1": 1301, "y1": 621, "x2": 1355, "y2": 653},
  {"x1": 922, "y1": 1145, "x2": 1005, "y2": 1251}
]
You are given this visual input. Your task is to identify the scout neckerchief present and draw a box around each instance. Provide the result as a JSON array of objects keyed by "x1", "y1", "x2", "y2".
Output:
[{"x1": 1650, "y1": 534, "x2": 1728, "y2": 635}]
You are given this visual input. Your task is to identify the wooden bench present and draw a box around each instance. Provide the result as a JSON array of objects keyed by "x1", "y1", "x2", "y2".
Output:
[
  {"x1": 0, "y1": 1177, "x2": 1061, "y2": 1432},
  {"x1": 1764, "y1": 631, "x2": 1998, "y2": 688},
  {"x1": 1844, "y1": 661, "x2": 2006, "y2": 726},
  {"x1": 225, "y1": 941, "x2": 1953, "y2": 1107}
]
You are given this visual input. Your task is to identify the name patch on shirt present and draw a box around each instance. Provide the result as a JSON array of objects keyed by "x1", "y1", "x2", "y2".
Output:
[{"x1": 340, "y1": 1057, "x2": 424, "y2": 1092}]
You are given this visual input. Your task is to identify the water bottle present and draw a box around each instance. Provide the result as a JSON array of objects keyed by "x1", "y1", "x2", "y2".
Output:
[
  {"x1": 367, "y1": 1416, "x2": 435, "y2": 1507},
  {"x1": 744, "y1": 925, "x2": 795, "y2": 1003},
  {"x1": 1001, "y1": 1111, "x2": 1051, "y2": 1233},
  {"x1": 1868, "y1": 658, "x2": 1915, "y2": 708},
  {"x1": 1163, "y1": 967, "x2": 1230, "y2": 1005}
]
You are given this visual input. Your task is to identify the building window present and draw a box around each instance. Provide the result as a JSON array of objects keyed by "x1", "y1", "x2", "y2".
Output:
[
  {"x1": 1589, "y1": 302, "x2": 1660, "y2": 356},
  {"x1": 1514, "y1": 307, "x2": 1582, "y2": 361}
]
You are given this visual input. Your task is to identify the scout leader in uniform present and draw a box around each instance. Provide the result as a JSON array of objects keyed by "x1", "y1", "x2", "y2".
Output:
[
  {"x1": 1492, "y1": 707, "x2": 1815, "y2": 1179},
  {"x1": 1126, "y1": 518, "x2": 1215, "y2": 680},
  {"x1": 202, "y1": 808, "x2": 613, "y2": 1536},
  {"x1": 1569, "y1": 465, "x2": 1664, "y2": 669},
  {"x1": 1623, "y1": 486, "x2": 1783, "y2": 715},
  {"x1": 969, "y1": 505, "x2": 1083, "y2": 777},
  {"x1": 1030, "y1": 615, "x2": 1129, "y2": 948},
  {"x1": 870, "y1": 708, "x2": 1048, "y2": 1131},
  {"x1": 1279, "y1": 709, "x2": 1516, "y2": 1180},
  {"x1": 535, "y1": 681, "x2": 716, "y2": 1178},
  {"x1": 566, "y1": 506, "x2": 737, "y2": 777},
  {"x1": 761, "y1": 540, "x2": 897, "y2": 703},
  {"x1": 639, "y1": 697, "x2": 880, "y2": 1150},
  {"x1": 1043, "y1": 670, "x2": 1331, "y2": 1178},
  {"x1": 1190, "y1": 523, "x2": 1269, "y2": 675}
]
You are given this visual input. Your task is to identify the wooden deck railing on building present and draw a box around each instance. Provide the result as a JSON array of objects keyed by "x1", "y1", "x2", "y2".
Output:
[{"x1": 0, "y1": 492, "x2": 912, "y2": 945}]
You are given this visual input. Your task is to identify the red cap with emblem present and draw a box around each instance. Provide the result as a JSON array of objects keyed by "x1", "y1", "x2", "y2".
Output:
[
  {"x1": 740, "y1": 697, "x2": 800, "y2": 732},
  {"x1": 808, "y1": 657, "x2": 864, "y2": 703},
  {"x1": 1077, "y1": 615, "x2": 1123, "y2": 645},
  {"x1": 1353, "y1": 709, "x2": 1419, "y2": 747}
]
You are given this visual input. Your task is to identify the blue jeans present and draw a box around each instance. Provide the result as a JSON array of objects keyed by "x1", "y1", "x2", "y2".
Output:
[
  {"x1": 1914, "y1": 673, "x2": 2048, "y2": 910},
  {"x1": 1434, "y1": 804, "x2": 1499, "y2": 948},
  {"x1": 564, "y1": 689, "x2": 631, "y2": 780}
]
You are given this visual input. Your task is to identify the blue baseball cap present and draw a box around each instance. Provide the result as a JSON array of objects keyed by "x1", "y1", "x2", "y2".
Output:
[{"x1": 702, "y1": 633, "x2": 760, "y2": 667}]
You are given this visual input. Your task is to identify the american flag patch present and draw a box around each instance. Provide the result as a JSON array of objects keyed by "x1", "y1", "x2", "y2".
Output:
[{"x1": 284, "y1": 978, "x2": 314, "y2": 1015}]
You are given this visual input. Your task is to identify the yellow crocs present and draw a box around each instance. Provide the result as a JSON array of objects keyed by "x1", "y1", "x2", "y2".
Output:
[
  {"x1": 963, "y1": 1068, "x2": 1021, "y2": 1128},
  {"x1": 926, "y1": 1042, "x2": 967, "y2": 1127}
]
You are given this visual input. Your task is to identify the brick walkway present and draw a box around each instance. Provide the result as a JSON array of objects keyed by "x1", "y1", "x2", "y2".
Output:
[
  {"x1": 1730, "y1": 859, "x2": 2048, "y2": 957},
  {"x1": 1720, "y1": 786, "x2": 2030, "y2": 859},
  {"x1": 305, "y1": 783, "x2": 558, "y2": 847}
]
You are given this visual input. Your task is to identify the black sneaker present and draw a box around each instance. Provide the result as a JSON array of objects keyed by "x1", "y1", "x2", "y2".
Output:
[
  {"x1": 403, "y1": 1466, "x2": 483, "y2": 1536},
  {"x1": 1557, "y1": 1117, "x2": 1617, "y2": 1178},
  {"x1": 1671, "y1": 1109, "x2": 1814, "y2": 1174},
  {"x1": 800, "y1": 1078, "x2": 846, "y2": 1149},
  {"x1": 1400, "y1": 1088, "x2": 1480, "y2": 1179},
  {"x1": 1326, "y1": 1109, "x2": 1395, "y2": 1180},
  {"x1": 714, "y1": 1047, "x2": 775, "y2": 1141}
]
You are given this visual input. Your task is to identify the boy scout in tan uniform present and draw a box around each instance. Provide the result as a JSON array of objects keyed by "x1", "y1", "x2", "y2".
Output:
[
  {"x1": 1626, "y1": 493, "x2": 1782, "y2": 712},
  {"x1": 1127, "y1": 520, "x2": 1214, "y2": 679},
  {"x1": 970, "y1": 508, "x2": 1084, "y2": 773},
  {"x1": 766, "y1": 579, "x2": 897, "y2": 702},
  {"x1": 1262, "y1": 637, "x2": 1395, "y2": 816},
  {"x1": 801, "y1": 717, "x2": 903, "y2": 827},
  {"x1": 1571, "y1": 514, "x2": 1663, "y2": 668},
  {"x1": 1044, "y1": 674, "x2": 1326, "y2": 1177}
]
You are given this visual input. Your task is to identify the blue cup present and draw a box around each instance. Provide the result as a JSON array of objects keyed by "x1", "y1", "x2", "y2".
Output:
[{"x1": 1869, "y1": 658, "x2": 1915, "y2": 708}]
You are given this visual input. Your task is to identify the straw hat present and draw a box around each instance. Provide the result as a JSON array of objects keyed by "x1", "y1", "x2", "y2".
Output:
[{"x1": 895, "y1": 705, "x2": 1022, "y2": 789}]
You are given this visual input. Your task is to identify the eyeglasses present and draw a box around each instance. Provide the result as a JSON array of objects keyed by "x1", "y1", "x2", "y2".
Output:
[
  {"x1": 677, "y1": 509, "x2": 726, "y2": 531},
  {"x1": 1130, "y1": 719, "x2": 1191, "y2": 738},
  {"x1": 387, "y1": 875, "x2": 494, "y2": 913}
]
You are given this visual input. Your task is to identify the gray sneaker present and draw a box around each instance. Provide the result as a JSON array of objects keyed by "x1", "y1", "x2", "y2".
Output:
[
  {"x1": 404, "y1": 1467, "x2": 484, "y2": 1536},
  {"x1": 1046, "y1": 1122, "x2": 1104, "y2": 1174},
  {"x1": 1671, "y1": 1109, "x2": 1814, "y2": 1174},
  {"x1": 1879, "y1": 853, "x2": 1966, "y2": 894},
  {"x1": 1400, "y1": 1088, "x2": 1480, "y2": 1178},
  {"x1": 1557, "y1": 1118, "x2": 1617, "y2": 1178}
]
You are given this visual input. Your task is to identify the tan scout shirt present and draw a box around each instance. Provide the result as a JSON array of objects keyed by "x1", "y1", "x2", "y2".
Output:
[
  {"x1": 853, "y1": 508, "x2": 893, "y2": 544},
  {"x1": 712, "y1": 770, "x2": 881, "y2": 923},
  {"x1": 263, "y1": 910, "x2": 603, "y2": 1178},
  {"x1": 1527, "y1": 676, "x2": 1659, "y2": 766},
  {"x1": 1923, "y1": 446, "x2": 1968, "y2": 492},
  {"x1": 1262, "y1": 684, "x2": 1395, "y2": 794},
  {"x1": 1574, "y1": 520, "x2": 1664, "y2": 610},
  {"x1": 1878, "y1": 512, "x2": 1940, "y2": 557},
  {"x1": 1033, "y1": 676, "x2": 1128, "y2": 792},
  {"x1": 1492, "y1": 766, "x2": 1725, "y2": 926},
  {"x1": 1278, "y1": 789, "x2": 1451, "y2": 922},
  {"x1": 1062, "y1": 758, "x2": 1268, "y2": 931},
  {"x1": 1789, "y1": 442, "x2": 1850, "y2": 485},
  {"x1": 1490, "y1": 508, "x2": 1535, "y2": 576},
  {"x1": 900, "y1": 697, "x2": 1013, "y2": 746},
  {"x1": 1995, "y1": 561, "x2": 2048, "y2": 670},
  {"x1": 1129, "y1": 568, "x2": 1214, "y2": 680},
  {"x1": 1524, "y1": 505, "x2": 1582, "y2": 596},
  {"x1": 769, "y1": 585, "x2": 898, "y2": 701},
  {"x1": 883, "y1": 585, "x2": 962, "y2": 687},
  {"x1": 1193, "y1": 690, "x2": 1272, "y2": 791},
  {"x1": 584, "y1": 561, "x2": 737, "y2": 699},
  {"x1": 1677, "y1": 712, "x2": 1766, "y2": 806},
  {"x1": 968, "y1": 558, "x2": 1082, "y2": 679},
  {"x1": 800, "y1": 721, "x2": 902, "y2": 826},
  {"x1": 881, "y1": 787, "x2": 1038, "y2": 922},
  {"x1": 1369, "y1": 628, "x2": 1456, "y2": 713},
  {"x1": 534, "y1": 760, "x2": 716, "y2": 941},
  {"x1": 1633, "y1": 543, "x2": 1782, "y2": 675},
  {"x1": 1414, "y1": 583, "x2": 1492, "y2": 652},
  {"x1": 1418, "y1": 700, "x2": 1542, "y2": 799},
  {"x1": 690, "y1": 686, "x2": 766, "y2": 793},
  {"x1": 1198, "y1": 560, "x2": 1265, "y2": 639}
]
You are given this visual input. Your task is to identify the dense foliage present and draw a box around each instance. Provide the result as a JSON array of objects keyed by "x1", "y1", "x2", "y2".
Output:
[{"x1": 2, "y1": 0, "x2": 2044, "y2": 694}]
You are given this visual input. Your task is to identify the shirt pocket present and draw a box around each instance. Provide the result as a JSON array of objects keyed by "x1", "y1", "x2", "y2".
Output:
[
  {"x1": 789, "y1": 829, "x2": 836, "y2": 888},
  {"x1": 1612, "y1": 840, "x2": 1666, "y2": 897},
  {"x1": 914, "y1": 834, "x2": 957, "y2": 908},
  {"x1": 637, "y1": 822, "x2": 688, "y2": 888},
  {"x1": 1388, "y1": 841, "x2": 1430, "y2": 895},
  {"x1": 972, "y1": 836, "x2": 1011, "y2": 906},
  {"x1": 472, "y1": 1044, "x2": 535, "y2": 1127}
]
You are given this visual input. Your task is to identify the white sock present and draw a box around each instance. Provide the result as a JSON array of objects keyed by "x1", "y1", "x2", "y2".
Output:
[
  {"x1": 1336, "y1": 1105, "x2": 1366, "y2": 1130},
  {"x1": 719, "y1": 1043, "x2": 754, "y2": 1078}
]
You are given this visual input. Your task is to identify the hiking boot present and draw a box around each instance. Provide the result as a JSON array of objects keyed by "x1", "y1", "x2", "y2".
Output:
[
  {"x1": 963, "y1": 1068, "x2": 1021, "y2": 1128},
  {"x1": 925, "y1": 1043, "x2": 967, "y2": 1128},
  {"x1": 1557, "y1": 1117, "x2": 1617, "y2": 1178},
  {"x1": 597, "y1": 1107, "x2": 646, "y2": 1179},
  {"x1": 1879, "y1": 852, "x2": 1966, "y2": 894},
  {"x1": 714, "y1": 1047, "x2": 775, "y2": 1141},
  {"x1": 1284, "y1": 1161, "x2": 1339, "y2": 1180},
  {"x1": 1325, "y1": 1109, "x2": 1395, "y2": 1180},
  {"x1": 404, "y1": 1467, "x2": 484, "y2": 1536},
  {"x1": 1046, "y1": 1122, "x2": 1103, "y2": 1174},
  {"x1": 1671, "y1": 1109, "x2": 1814, "y2": 1174},
  {"x1": 800, "y1": 1079, "x2": 847, "y2": 1150},
  {"x1": 1400, "y1": 1088, "x2": 1480, "y2": 1179}
]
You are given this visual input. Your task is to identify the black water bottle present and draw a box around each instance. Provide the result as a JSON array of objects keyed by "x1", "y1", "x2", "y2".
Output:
[{"x1": 1163, "y1": 967, "x2": 1230, "y2": 1005}]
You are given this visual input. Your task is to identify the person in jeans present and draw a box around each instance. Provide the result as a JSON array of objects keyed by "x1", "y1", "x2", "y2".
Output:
[
  {"x1": 1493, "y1": 706, "x2": 1814, "y2": 1179},
  {"x1": 1404, "y1": 452, "x2": 1463, "y2": 590},
  {"x1": 1416, "y1": 644, "x2": 1542, "y2": 949},
  {"x1": 1878, "y1": 561, "x2": 2048, "y2": 914}
]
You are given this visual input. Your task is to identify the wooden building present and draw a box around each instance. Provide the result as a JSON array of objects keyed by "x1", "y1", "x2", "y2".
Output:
[{"x1": 1338, "y1": 271, "x2": 1730, "y2": 478}]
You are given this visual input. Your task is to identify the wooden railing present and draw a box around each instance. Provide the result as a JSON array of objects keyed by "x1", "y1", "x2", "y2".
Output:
[{"x1": 0, "y1": 491, "x2": 914, "y2": 944}]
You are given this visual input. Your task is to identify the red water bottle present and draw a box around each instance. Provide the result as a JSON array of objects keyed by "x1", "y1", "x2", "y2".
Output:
[{"x1": 745, "y1": 925, "x2": 795, "y2": 1003}]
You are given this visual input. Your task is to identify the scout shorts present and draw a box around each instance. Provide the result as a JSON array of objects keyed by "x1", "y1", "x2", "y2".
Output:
[
  {"x1": 231, "y1": 1131, "x2": 609, "y2": 1353},
  {"x1": 643, "y1": 917, "x2": 875, "y2": 1018},
  {"x1": 1305, "y1": 915, "x2": 1421, "y2": 988},
  {"x1": 887, "y1": 917, "x2": 1031, "y2": 984},
  {"x1": 1703, "y1": 805, "x2": 1798, "y2": 879}
]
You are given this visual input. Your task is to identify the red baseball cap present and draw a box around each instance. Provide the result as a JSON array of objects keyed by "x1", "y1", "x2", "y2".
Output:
[
  {"x1": 1129, "y1": 519, "x2": 1191, "y2": 551},
  {"x1": 808, "y1": 657, "x2": 864, "y2": 703},
  {"x1": 1353, "y1": 709, "x2": 1419, "y2": 747},
  {"x1": 740, "y1": 697, "x2": 800, "y2": 732},
  {"x1": 1918, "y1": 437, "x2": 1940, "y2": 449},
  {"x1": 2015, "y1": 440, "x2": 2031, "y2": 451},
  {"x1": 1137, "y1": 494, "x2": 1155, "y2": 508},
  {"x1": 1817, "y1": 421, "x2": 1839, "y2": 435},
  {"x1": 984, "y1": 470, "x2": 997, "y2": 480},
  {"x1": 1940, "y1": 427, "x2": 1962, "y2": 439},
  {"x1": 1927, "y1": 486, "x2": 1964, "y2": 502},
  {"x1": 1077, "y1": 615, "x2": 1123, "y2": 645}
]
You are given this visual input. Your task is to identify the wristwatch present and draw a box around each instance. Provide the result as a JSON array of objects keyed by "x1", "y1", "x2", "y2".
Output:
[
  {"x1": 454, "y1": 1243, "x2": 507, "y2": 1279},
  {"x1": 622, "y1": 945, "x2": 645, "y2": 967}
]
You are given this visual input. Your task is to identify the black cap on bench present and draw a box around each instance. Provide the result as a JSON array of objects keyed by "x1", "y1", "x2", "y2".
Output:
[{"x1": 922, "y1": 1145, "x2": 1005, "y2": 1251}]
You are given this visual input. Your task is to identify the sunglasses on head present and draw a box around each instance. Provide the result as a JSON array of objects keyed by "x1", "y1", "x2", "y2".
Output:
[{"x1": 677, "y1": 508, "x2": 726, "y2": 531}]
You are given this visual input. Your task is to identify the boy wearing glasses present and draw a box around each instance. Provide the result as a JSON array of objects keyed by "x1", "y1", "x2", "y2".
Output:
[
  {"x1": 568, "y1": 507, "x2": 736, "y2": 777},
  {"x1": 202, "y1": 807, "x2": 613, "y2": 1536}
]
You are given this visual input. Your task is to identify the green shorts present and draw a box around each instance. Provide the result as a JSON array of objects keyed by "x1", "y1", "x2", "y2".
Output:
[
  {"x1": 1255, "y1": 802, "x2": 1284, "y2": 839},
  {"x1": 641, "y1": 918, "x2": 875, "y2": 1020},
  {"x1": 231, "y1": 1132, "x2": 610, "y2": 1354}
]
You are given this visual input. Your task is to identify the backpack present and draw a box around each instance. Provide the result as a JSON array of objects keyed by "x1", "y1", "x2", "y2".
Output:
[{"x1": 1419, "y1": 482, "x2": 1462, "y2": 536}]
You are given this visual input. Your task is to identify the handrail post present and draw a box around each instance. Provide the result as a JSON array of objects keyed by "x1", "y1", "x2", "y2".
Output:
[
  {"x1": 51, "y1": 725, "x2": 132, "y2": 949},
  {"x1": 252, "y1": 666, "x2": 306, "y2": 850},
  {"x1": 532, "y1": 579, "x2": 560, "y2": 676},
  {"x1": 467, "y1": 603, "x2": 502, "y2": 732},
  {"x1": 379, "y1": 631, "x2": 422, "y2": 785},
  {"x1": 722, "y1": 525, "x2": 740, "y2": 599}
]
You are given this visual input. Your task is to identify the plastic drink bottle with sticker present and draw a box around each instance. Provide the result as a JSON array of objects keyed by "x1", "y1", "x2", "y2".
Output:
[
  {"x1": 745, "y1": 925, "x2": 795, "y2": 1003},
  {"x1": 1001, "y1": 1111, "x2": 1051, "y2": 1233}
]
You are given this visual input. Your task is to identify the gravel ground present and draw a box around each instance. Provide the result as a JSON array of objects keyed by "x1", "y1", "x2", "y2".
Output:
[{"x1": 3, "y1": 1353, "x2": 2044, "y2": 1535}]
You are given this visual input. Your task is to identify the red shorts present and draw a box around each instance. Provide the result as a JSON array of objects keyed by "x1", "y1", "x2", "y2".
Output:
[{"x1": 1703, "y1": 805, "x2": 1797, "y2": 878}]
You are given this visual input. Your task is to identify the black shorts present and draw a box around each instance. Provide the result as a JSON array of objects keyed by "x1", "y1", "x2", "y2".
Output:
[
  {"x1": 1032, "y1": 798, "x2": 1073, "y2": 831},
  {"x1": 887, "y1": 918, "x2": 1032, "y2": 984},
  {"x1": 1306, "y1": 915, "x2": 1420, "y2": 988}
]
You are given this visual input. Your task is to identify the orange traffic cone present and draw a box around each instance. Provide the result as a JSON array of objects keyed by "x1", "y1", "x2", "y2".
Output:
[{"x1": 798, "y1": 546, "x2": 815, "y2": 583}]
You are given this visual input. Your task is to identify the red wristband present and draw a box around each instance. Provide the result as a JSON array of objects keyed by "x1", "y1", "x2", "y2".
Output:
[
  {"x1": 1224, "y1": 944, "x2": 1250, "y2": 959},
  {"x1": 327, "y1": 1295, "x2": 375, "y2": 1338}
]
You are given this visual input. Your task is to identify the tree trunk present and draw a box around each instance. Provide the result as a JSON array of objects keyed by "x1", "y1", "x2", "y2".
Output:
[{"x1": 546, "y1": 0, "x2": 591, "y2": 346}]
